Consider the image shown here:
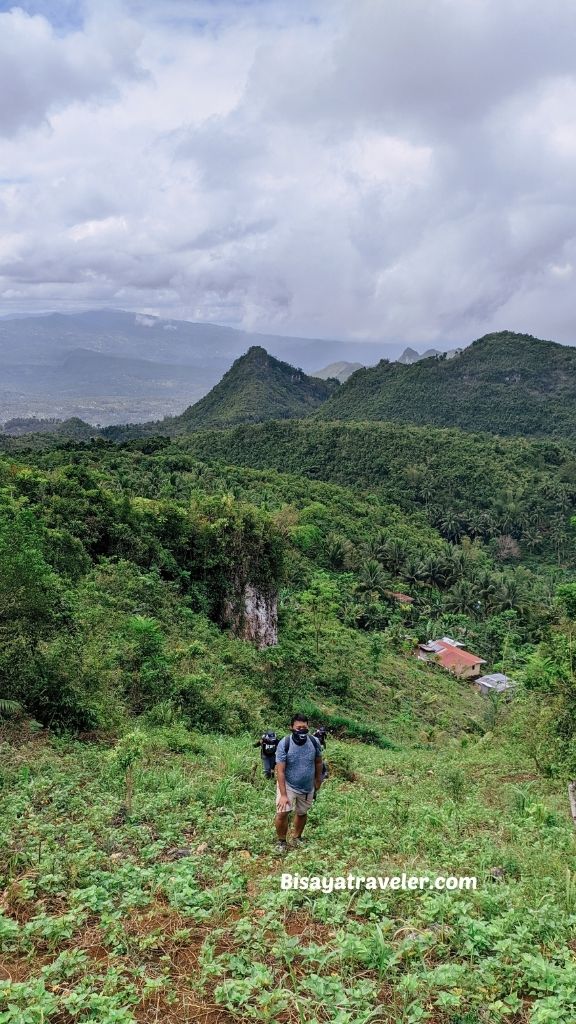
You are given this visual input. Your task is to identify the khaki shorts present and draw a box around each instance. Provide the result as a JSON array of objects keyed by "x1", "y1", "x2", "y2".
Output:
[{"x1": 276, "y1": 782, "x2": 314, "y2": 815}]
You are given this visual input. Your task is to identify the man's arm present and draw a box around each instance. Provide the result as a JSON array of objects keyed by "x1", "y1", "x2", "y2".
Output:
[
  {"x1": 276, "y1": 761, "x2": 291, "y2": 813},
  {"x1": 314, "y1": 756, "x2": 323, "y2": 790}
]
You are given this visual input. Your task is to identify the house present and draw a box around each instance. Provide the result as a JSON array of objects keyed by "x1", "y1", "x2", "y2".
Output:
[
  {"x1": 416, "y1": 636, "x2": 486, "y2": 679},
  {"x1": 384, "y1": 590, "x2": 414, "y2": 604},
  {"x1": 475, "y1": 673, "x2": 516, "y2": 697}
]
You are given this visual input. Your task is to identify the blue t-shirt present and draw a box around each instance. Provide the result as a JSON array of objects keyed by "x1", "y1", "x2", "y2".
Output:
[{"x1": 276, "y1": 735, "x2": 320, "y2": 794}]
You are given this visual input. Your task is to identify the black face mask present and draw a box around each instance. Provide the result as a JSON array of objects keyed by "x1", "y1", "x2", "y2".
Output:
[{"x1": 292, "y1": 728, "x2": 309, "y2": 745}]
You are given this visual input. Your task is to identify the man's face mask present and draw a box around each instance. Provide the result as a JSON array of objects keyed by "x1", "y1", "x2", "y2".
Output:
[{"x1": 292, "y1": 727, "x2": 309, "y2": 745}]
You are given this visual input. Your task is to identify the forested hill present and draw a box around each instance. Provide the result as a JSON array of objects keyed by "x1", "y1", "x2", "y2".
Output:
[
  {"x1": 91, "y1": 346, "x2": 338, "y2": 440},
  {"x1": 167, "y1": 346, "x2": 338, "y2": 432},
  {"x1": 180, "y1": 418, "x2": 576, "y2": 553},
  {"x1": 315, "y1": 330, "x2": 576, "y2": 438}
]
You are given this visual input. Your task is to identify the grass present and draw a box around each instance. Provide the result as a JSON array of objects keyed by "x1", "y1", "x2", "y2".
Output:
[{"x1": 1, "y1": 723, "x2": 576, "y2": 1024}]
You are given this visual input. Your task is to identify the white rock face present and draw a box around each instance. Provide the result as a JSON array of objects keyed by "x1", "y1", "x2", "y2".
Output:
[{"x1": 224, "y1": 584, "x2": 278, "y2": 648}]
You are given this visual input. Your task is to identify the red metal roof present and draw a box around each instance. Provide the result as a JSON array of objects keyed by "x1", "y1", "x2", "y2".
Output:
[
  {"x1": 385, "y1": 590, "x2": 414, "y2": 603},
  {"x1": 435, "y1": 646, "x2": 485, "y2": 669}
]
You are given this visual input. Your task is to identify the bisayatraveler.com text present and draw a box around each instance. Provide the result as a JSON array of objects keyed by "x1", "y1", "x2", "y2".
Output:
[{"x1": 281, "y1": 872, "x2": 477, "y2": 893}]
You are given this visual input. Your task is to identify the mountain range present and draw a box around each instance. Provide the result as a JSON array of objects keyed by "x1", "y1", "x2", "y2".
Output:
[
  {"x1": 0, "y1": 309, "x2": 406, "y2": 425},
  {"x1": 5, "y1": 327, "x2": 576, "y2": 444},
  {"x1": 312, "y1": 360, "x2": 364, "y2": 382},
  {"x1": 315, "y1": 330, "x2": 576, "y2": 437}
]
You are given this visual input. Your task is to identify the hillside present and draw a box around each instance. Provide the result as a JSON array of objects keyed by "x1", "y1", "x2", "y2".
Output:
[
  {"x1": 99, "y1": 348, "x2": 338, "y2": 436},
  {"x1": 1, "y1": 439, "x2": 494, "y2": 736},
  {"x1": 3, "y1": 434, "x2": 576, "y2": 1023},
  {"x1": 3, "y1": 438, "x2": 576, "y2": 1023},
  {"x1": 159, "y1": 347, "x2": 339, "y2": 432},
  {"x1": 179, "y1": 418, "x2": 576, "y2": 561},
  {"x1": 4, "y1": 725, "x2": 576, "y2": 1024},
  {"x1": 316, "y1": 330, "x2": 576, "y2": 438}
]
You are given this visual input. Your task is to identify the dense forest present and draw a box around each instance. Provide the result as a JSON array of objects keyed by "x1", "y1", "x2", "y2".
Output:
[
  {"x1": 2, "y1": 430, "x2": 576, "y2": 767},
  {"x1": 316, "y1": 331, "x2": 576, "y2": 438},
  {"x1": 180, "y1": 420, "x2": 576, "y2": 560}
]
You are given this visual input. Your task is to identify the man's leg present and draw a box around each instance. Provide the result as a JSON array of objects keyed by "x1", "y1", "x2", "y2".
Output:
[
  {"x1": 275, "y1": 811, "x2": 290, "y2": 841},
  {"x1": 293, "y1": 813, "x2": 307, "y2": 839}
]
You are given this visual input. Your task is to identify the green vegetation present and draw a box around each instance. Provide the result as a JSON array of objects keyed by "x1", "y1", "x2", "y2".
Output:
[
  {"x1": 98, "y1": 347, "x2": 339, "y2": 440},
  {"x1": 2, "y1": 727, "x2": 576, "y2": 1023},
  {"x1": 3, "y1": 387, "x2": 576, "y2": 1021},
  {"x1": 0, "y1": 439, "x2": 508, "y2": 734},
  {"x1": 1, "y1": 418, "x2": 99, "y2": 439},
  {"x1": 316, "y1": 331, "x2": 576, "y2": 438},
  {"x1": 180, "y1": 419, "x2": 576, "y2": 561}
]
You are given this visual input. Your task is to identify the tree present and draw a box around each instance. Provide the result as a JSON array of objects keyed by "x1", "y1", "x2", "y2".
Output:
[
  {"x1": 301, "y1": 573, "x2": 339, "y2": 655},
  {"x1": 0, "y1": 502, "x2": 66, "y2": 710}
]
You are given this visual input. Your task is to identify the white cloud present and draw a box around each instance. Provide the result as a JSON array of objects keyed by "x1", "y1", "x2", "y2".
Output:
[
  {"x1": 0, "y1": 6, "x2": 145, "y2": 136},
  {"x1": 1, "y1": 0, "x2": 576, "y2": 344}
]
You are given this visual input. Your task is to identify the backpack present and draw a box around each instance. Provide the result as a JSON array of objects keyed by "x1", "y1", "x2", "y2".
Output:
[
  {"x1": 262, "y1": 736, "x2": 278, "y2": 756},
  {"x1": 283, "y1": 734, "x2": 328, "y2": 780}
]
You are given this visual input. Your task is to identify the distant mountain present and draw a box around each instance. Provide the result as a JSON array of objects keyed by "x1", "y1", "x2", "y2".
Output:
[
  {"x1": 312, "y1": 361, "x2": 364, "y2": 382},
  {"x1": 397, "y1": 346, "x2": 442, "y2": 364},
  {"x1": 2, "y1": 347, "x2": 339, "y2": 443},
  {"x1": 0, "y1": 309, "x2": 403, "y2": 425},
  {"x1": 168, "y1": 346, "x2": 339, "y2": 432},
  {"x1": 2, "y1": 416, "x2": 97, "y2": 440},
  {"x1": 315, "y1": 331, "x2": 576, "y2": 438}
]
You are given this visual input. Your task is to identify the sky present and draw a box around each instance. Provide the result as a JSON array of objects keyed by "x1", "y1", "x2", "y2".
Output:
[{"x1": 1, "y1": 0, "x2": 576, "y2": 344}]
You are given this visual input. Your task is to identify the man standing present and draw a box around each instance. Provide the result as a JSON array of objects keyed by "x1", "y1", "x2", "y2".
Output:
[
  {"x1": 275, "y1": 713, "x2": 323, "y2": 853},
  {"x1": 253, "y1": 731, "x2": 279, "y2": 779}
]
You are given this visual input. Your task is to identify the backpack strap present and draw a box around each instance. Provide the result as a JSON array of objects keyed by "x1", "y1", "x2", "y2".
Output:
[
  {"x1": 310, "y1": 735, "x2": 322, "y2": 757},
  {"x1": 283, "y1": 735, "x2": 322, "y2": 757}
]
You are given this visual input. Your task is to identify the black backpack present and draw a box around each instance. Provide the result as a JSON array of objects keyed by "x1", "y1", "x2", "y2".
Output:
[{"x1": 262, "y1": 735, "x2": 279, "y2": 756}]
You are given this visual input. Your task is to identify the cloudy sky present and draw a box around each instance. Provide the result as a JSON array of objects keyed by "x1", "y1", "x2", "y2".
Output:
[{"x1": 1, "y1": 0, "x2": 576, "y2": 344}]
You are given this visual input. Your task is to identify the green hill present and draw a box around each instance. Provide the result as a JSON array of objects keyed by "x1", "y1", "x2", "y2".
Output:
[
  {"x1": 179, "y1": 418, "x2": 576, "y2": 557},
  {"x1": 3, "y1": 431, "x2": 576, "y2": 1023},
  {"x1": 315, "y1": 330, "x2": 576, "y2": 438},
  {"x1": 169, "y1": 346, "x2": 338, "y2": 432},
  {"x1": 1, "y1": 416, "x2": 98, "y2": 440}
]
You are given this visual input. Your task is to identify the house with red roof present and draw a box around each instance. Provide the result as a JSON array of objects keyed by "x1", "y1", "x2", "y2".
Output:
[
  {"x1": 416, "y1": 636, "x2": 486, "y2": 679},
  {"x1": 384, "y1": 590, "x2": 414, "y2": 604}
]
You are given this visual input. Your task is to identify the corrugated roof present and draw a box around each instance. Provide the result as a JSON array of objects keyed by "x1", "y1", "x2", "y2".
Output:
[
  {"x1": 436, "y1": 646, "x2": 486, "y2": 669},
  {"x1": 417, "y1": 637, "x2": 486, "y2": 669},
  {"x1": 385, "y1": 590, "x2": 414, "y2": 604}
]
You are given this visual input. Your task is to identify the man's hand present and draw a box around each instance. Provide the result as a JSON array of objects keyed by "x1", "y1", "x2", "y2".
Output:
[{"x1": 277, "y1": 795, "x2": 291, "y2": 813}]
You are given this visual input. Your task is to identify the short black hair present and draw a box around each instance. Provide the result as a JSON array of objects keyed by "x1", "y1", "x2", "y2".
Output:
[{"x1": 291, "y1": 712, "x2": 309, "y2": 726}]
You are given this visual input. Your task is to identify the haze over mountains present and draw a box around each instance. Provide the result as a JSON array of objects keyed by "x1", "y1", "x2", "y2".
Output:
[
  {"x1": 0, "y1": 309, "x2": 408, "y2": 426},
  {"x1": 6, "y1": 329, "x2": 576, "y2": 446},
  {"x1": 4, "y1": 313, "x2": 576, "y2": 443}
]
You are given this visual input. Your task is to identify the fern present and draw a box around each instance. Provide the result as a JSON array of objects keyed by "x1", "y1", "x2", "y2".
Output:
[{"x1": 0, "y1": 698, "x2": 23, "y2": 717}]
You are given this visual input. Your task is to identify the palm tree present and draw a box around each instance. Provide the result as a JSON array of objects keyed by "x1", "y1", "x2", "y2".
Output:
[
  {"x1": 356, "y1": 559, "x2": 391, "y2": 598},
  {"x1": 437, "y1": 510, "x2": 466, "y2": 543},
  {"x1": 445, "y1": 580, "x2": 479, "y2": 617},
  {"x1": 401, "y1": 557, "x2": 430, "y2": 587},
  {"x1": 378, "y1": 538, "x2": 408, "y2": 574}
]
